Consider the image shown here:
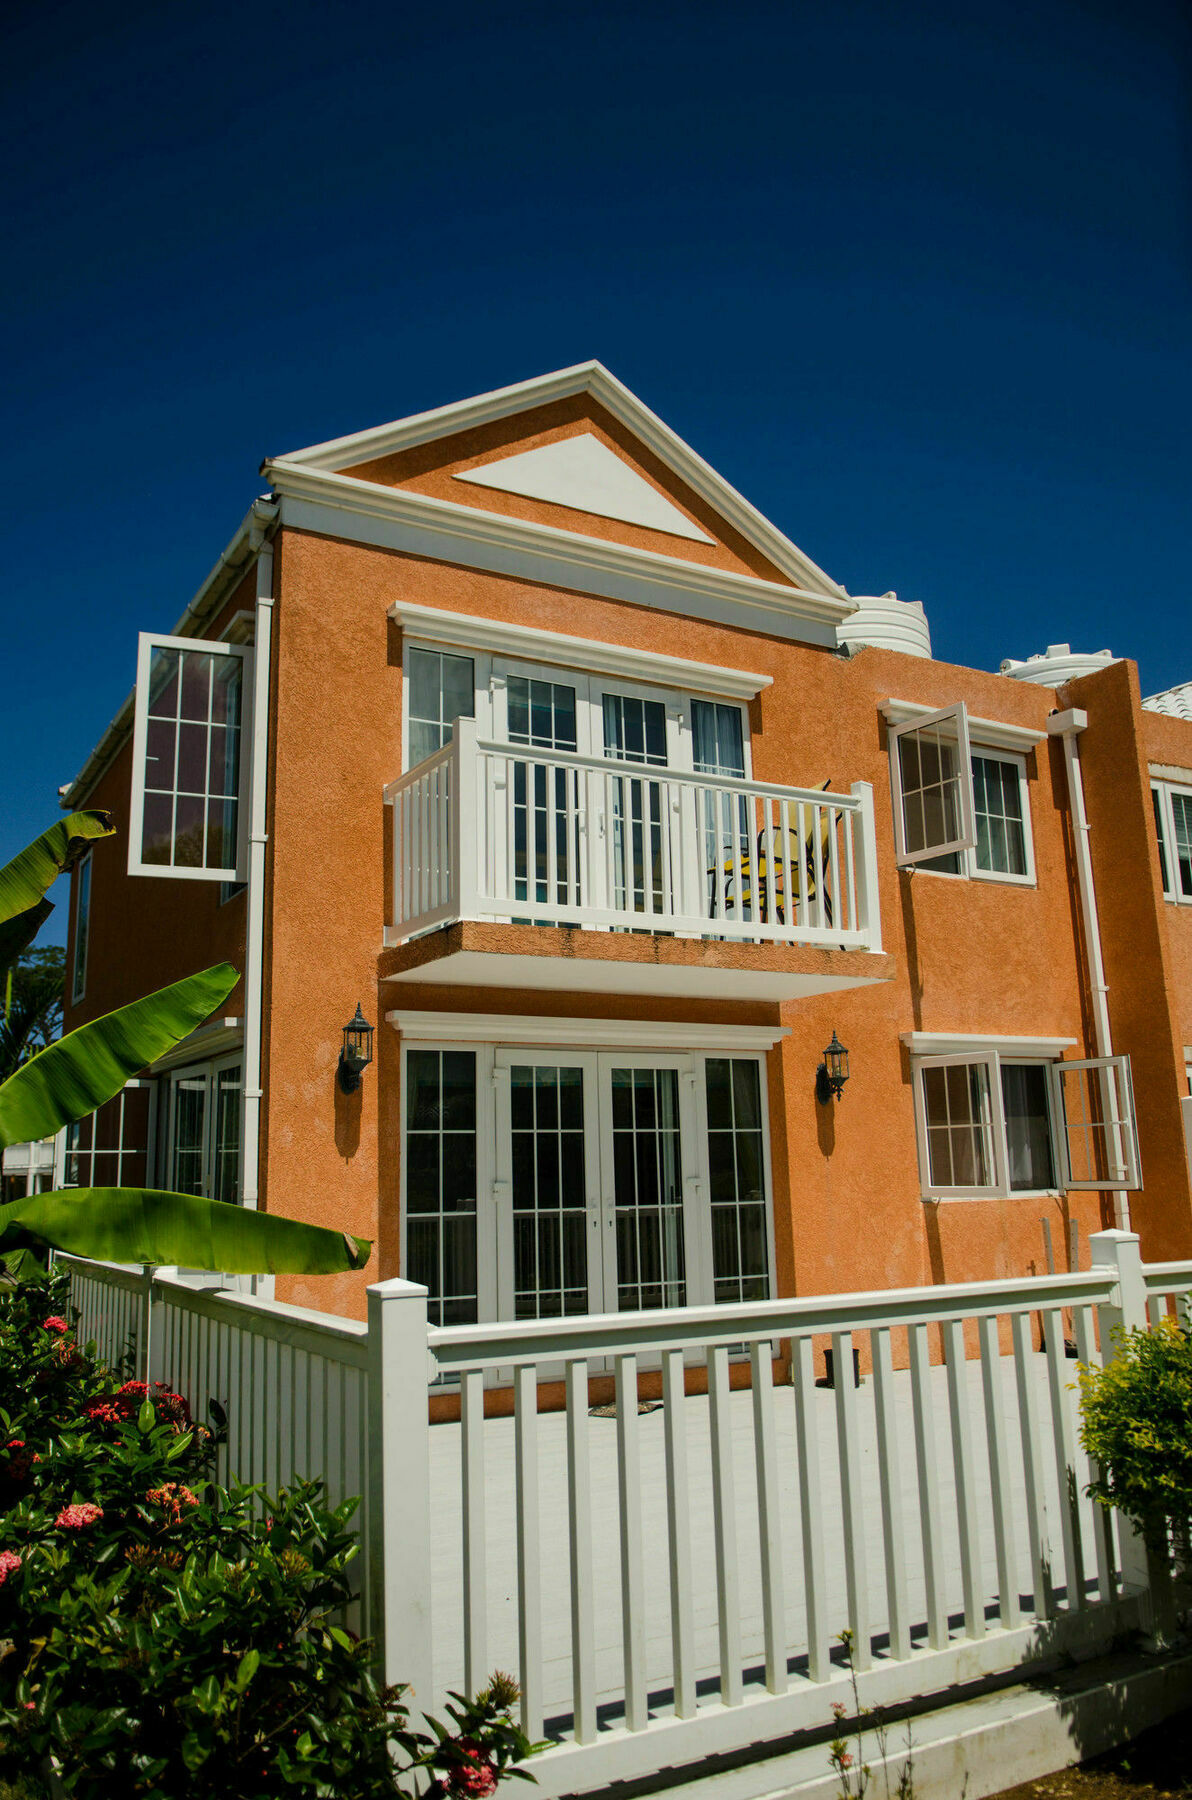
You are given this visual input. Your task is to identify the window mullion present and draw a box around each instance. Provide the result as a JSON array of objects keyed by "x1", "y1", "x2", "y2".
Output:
[{"x1": 988, "y1": 1052, "x2": 1011, "y2": 1197}]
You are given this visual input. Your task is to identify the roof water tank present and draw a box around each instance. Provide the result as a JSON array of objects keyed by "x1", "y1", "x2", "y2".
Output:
[
  {"x1": 1000, "y1": 644, "x2": 1117, "y2": 686},
  {"x1": 837, "y1": 593, "x2": 932, "y2": 659}
]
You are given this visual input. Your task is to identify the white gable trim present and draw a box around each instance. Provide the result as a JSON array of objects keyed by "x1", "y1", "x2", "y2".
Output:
[
  {"x1": 453, "y1": 432, "x2": 715, "y2": 543},
  {"x1": 881, "y1": 699, "x2": 1046, "y2": 753},
  {"x1": 390, "y1": 601, "x2": 772, "y2": 699},
  {"x1": 387, "y1": 1011, "x2": 790, "y2": 1051},
  {"x1": 271, "y1": 468, "x2": 850, "y2": 648},
  {"x1": 266, "y1": 362, "x2": 848, "y2": 599}
]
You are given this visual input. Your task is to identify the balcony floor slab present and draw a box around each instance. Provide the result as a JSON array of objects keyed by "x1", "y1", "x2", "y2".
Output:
[{"x1": 379, "y1": 921, "x2": 891, "y2": 1002}]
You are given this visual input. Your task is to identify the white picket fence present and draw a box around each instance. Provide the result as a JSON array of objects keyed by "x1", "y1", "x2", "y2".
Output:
[
  {"x1": 63, "y1": 1233, "x2": 1189, "y2": 1800},
  {"x1": 383, "y1": 717, "x2": 882, "y2": 951}
]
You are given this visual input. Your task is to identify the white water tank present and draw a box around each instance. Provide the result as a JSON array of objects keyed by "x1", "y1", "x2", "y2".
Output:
[
  {"x1": 1000, "y1": 644, "x2": 1117, "y2": 686},
  {"x1": 837, "y1": 593, "x2": 932, "y2": 659}
]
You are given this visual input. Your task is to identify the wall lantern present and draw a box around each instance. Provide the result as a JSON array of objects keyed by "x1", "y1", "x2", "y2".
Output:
[
  {"x1": 816, "y1": 1031, "x2": 850, "y2": 1104},
  {"x1": 337, "y1": 1004, "x2": 374, "y2": 1095}
]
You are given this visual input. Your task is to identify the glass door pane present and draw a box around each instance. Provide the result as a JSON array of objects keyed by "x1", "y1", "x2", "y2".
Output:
[
  {"x1": 508, "y1": 1063, "x2": 591, "y2": 1318},
  {"x1": 506, "y1": 676, "x2": 580, "y2": 911},
  {"x1": 170, "y1": 1074, "x2": 208, "y2": 1195},
  {"x1": 606, "y1": 1065, "x2": 687, "y2": 1310},
  {"x1": 213, "y1": 1064, "x2": 242, "y2": 1204},
  {"x1": 601, "y1": 693, "x2": 670, "y2": 920}
]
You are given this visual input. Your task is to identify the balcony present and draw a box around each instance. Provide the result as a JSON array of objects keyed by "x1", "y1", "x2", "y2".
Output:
[{"x1": 383, "y1": 720, "x2": 886, "y2": 1000}]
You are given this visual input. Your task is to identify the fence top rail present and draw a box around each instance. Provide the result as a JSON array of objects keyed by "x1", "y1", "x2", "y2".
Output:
[
  {"x1": 427, "y1": 1268, "x2": 1117, "y2": 1373},
  {"x1": 384, "y1": 739, "x2": 454, "y2": 802},
  {"x1": 148, "y1": 1275, "x2": 370, "y2": 1368},
  {"x1": 59, "y1": 1253, "x2": 149, "y2": 1295},
  {"x1": 470, "y1": 736, "x2": 863, "y2": 808},
  {"x1": 1143, "y1": 1261, "x2": 1192, "y2": 1294}
]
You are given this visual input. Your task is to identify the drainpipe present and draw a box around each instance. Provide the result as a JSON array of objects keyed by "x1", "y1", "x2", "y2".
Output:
[
  {"x1": 241, "y1": 502, "x2": 278, "y2": 1268},
  {"x1": 1047, "y1": 707, "x2": 1130, "y2": 1230}
]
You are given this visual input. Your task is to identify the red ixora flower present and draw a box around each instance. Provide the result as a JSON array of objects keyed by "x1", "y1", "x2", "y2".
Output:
[
  {"x1": 41, "y1": 1316, "x2": 69, "y2": 1334},
  {"x1": 3, "y1": 1440, "x2": 37, "y2": 1484},
  {"x1": 448, "y1": 1741, "x2": 498, "y2": 1798},
  {"x1": 145, "y1": 1482, "x2": 200, "y2": 1523},
  {"x1": 0, "y1": 1550, "x2": 22, "y2": 1585},
  {"x1": 83, "y1": 1382, "x2": 192, "y2": 1434},
  {"x1": 55, "y1": 1502, "x2": 103, "y2": 1530}
]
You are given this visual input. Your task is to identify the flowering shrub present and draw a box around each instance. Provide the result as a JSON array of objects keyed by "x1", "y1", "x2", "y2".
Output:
[
  {"x1": 1079, "y1": 1314, "x2": 1192, "y2": 1554},
  {"x1": 0, "y1": 1274, "x2": 541, "y2": 1798}
]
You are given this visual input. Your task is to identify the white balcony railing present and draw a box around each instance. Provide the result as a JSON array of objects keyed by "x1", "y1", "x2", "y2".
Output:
[{"x1": 385, "y1": 718, "x2": 882, "y2": 952}]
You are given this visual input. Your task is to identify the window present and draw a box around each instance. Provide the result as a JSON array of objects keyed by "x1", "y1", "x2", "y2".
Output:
[
  {"x1": 71, "y1": 851, "x2": 91, "y2": 1004},
  {"x1": 128, "y1": 633, "x2": 251, "y2": 881},
  {"x1": 406, "y1": 648, "x2": 475, "y2": 766},
  {"x1": 888, "y1": 703, "x2": 1033, "y2": 883},
  {"x1": 63, "y1": 1083, "x2": 153, "y2": 1190},
  {"x1": 911, "y1": 1044, "x2": 1140, "y2": 1199},
  {"x1": 163, "y1": 1057, "x2": 242, "y2": 1204},
  {"x1": 705, "y1": 1059, "x2": 770, "y2": 1303},
  {"x1": 404, "y1": 1049, "x2": 478, "y2": 1326},
  {"x1": 1152, "y1": 782, "x2": 1192, "y2": 902}
]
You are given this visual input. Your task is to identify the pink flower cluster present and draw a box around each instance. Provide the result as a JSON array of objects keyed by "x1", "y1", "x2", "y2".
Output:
[
  {"x1": 0, "y1": 1550, "x2": 21, "y2": 1586},
  {"x1": 42, "y1": 1316, "x2": 69, "y2": 1334},
  {"x1": 55, "y1": 1502, "x2": 103, "y2": 1530},
  {"x1": 82, "y1": 1381, "x2": 192, "y2": 1434},
  {"x1": 2, "y1": 1439, "x2": 40, "y2": 1484},
  {"x1": 146, "y1": 1482, "x2": 200, "y2": 1523},
  {"x1": 449, "y1": 1741, "x2": 499, "y2": 1798}
]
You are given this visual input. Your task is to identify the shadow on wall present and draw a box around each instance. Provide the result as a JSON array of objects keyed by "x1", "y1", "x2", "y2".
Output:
[{"x1": 334, "y1": 1079, "x2": 361, "y2": 1161}]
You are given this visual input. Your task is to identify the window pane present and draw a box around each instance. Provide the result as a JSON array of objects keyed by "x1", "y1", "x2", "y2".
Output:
[
  {"x1": 404, "y1": 1049, "x2": 478, "y2": 1325},
  {"x1": 897, "y1": 724, "x2": 964, "y2": 858},
  {"x1": 509, "y1": 1064, "x2": 589, "y2": 1319},
  {"x1": 213, "y1": 1065, "x2": 242, "y2": 1205},
  {"x1": 171, "y1": 1075, "x2": 208, "y2": 1195},
  {"x1": 72, "y1": 854, "x2": 91, "y2": 1001},
  {"x1": 138, "y1": 643, "x2": 243, "y2": 873},
  {"x1": 705, "y1": 1058, "x2": 770, "y2": 1304},
  {"x1": 972, "y1": 755, "x2": 1026, "y2": 876},
  {"x1": 920, "y1": 1060, "x2": 994, "y2": 1190},
  {"x1": 1000, "y1": 1063, "x2": 1055, "y2": 1192},
  {"x1": 1154, "y1": 788, "x2": 1172, "y2": 894},
  {"x1": 691, "y1": 700, "x2": 745, "y2": 778},
  {"x1": 1171, "y1": 793, "x2": 1192, "y2": 897},
  {"x1": 407, "y1": 649, "x2": 475, "y2": 765}
]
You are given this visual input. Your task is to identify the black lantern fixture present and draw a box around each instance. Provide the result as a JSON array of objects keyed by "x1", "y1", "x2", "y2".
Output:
[
  {"x1": 816, "y1": 1031, "x2": 850, "y2": 1104},
  {"x1": 337, "y1": 1004, "x2": 374, "y2": 1094}
]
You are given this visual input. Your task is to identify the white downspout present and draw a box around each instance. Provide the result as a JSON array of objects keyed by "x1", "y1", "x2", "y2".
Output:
[
  {"x1": 241, "y1": 502, "x2": 277, "y2": 1280},
  {"x1": 1047, "y1": 707, "x2": 1130, "y2": 1230}
]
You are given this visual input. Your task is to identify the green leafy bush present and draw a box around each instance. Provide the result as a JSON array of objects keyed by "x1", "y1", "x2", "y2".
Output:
[
  {"x1": 1078, "y1": 1314, "x2": 1192, "y2": 1552},
  {"x1": 0, "y1": 1274, "x2": 539, "y2": 1798}
]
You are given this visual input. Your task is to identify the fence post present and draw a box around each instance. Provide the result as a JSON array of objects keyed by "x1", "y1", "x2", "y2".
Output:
[
  {"x1": 1088, "y1": 1229, "x2": 1171, "y2": 1641},
  {"x1": 453, "y1": 717, "x2": 479, "y2": 921},
  {"x1": 366, "y1": 1277, "x2": 434, "y2": 1722}
]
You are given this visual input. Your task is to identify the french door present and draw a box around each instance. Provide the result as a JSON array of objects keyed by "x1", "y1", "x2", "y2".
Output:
[{"x1": 493, "y1": 1051, "x2": 701, "y2": 1321}]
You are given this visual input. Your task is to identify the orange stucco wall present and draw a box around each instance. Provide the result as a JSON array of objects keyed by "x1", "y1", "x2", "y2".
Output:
[{"x1": 256, "y1": 521, "x2": 1192, "y2": 1319}]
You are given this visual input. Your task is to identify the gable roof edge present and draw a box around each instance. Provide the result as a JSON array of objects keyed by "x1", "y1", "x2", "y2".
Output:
[{"x1": 269, "y1": 363, "x2": 849, "y2": 600}]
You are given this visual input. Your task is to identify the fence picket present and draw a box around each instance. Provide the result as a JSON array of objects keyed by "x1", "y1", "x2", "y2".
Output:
[
  {"x1": 831, "y1": 1328, "x2": 871, "y2": 1668},
  {"x1": 944, "y1": 1319, "x2": 985, "y2": 1639},
  {"x1": 461, "y1": 1369, "x2": 488, "y2": 1698},
  {"x1": 662, "y1": 1348, "x2": 697, "y2": 1716},
  {"x1": 871, "y1": 1325, "x2": 910, "y2": 1659},
  {"x1": 615, "y1": 1353, "x2": 648, "y2": 1731},
  {"x1": 750, "y1": 1343, "x2": 788, "y2": 1694},
  {"x1": 565, "y1": 1360, "x2": 597, "y2": 1744},
  {"x1": 1043, "y1": 1308, "x2": 1085, "y2": 1610},
  {"x1": 515, "y1": 1364, "x2": 543, "y2": 1740},
  {"x1": 977, "y1": 1315, "x2": 1020, "y2": 1630},
  {"x1": 708, "y1": 1345, "x2": 743, "y2": 1704},
  {"x1": 791, "y1": 1333, "x2": 829, "y2": 1681},
  {"x1": 909, "y1": 1321, "x2": 948, "y2": 1649}
]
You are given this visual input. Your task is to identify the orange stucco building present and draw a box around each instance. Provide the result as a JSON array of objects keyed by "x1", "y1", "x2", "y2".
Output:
[{"x1": 56, "y1": 365, "x2": 1192, "y2": 1328}]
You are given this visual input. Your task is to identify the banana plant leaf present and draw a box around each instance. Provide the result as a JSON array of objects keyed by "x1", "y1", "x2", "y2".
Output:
[
  {"x1": 0, "y1": 898, "x2": 54, "y2": 977},
  {"x1": 0, "y1": 1190, "x2": 371, "y2": 1275},
  {"x1": 0, "y1": 963, "x2": 239, "y2": 1150},
  {"x1": 0, "y1": 813, "x2": 114, "y2": 956}
]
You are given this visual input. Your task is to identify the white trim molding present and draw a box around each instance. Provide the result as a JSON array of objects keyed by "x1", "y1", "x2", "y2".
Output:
[
  {"x1": 881, "y1": 699, "x2": 1046, "y2": 754},
  {"x1": 267, "y1": 361, "x2": 849, "y2": 600},
  {"x1": 390, "y1": 601, "x2": 771, "y2": 700},
  {"x1": 269, "y1": 472, "x2": 849, "y2": 649},
  {"x1": 387, "y1": 1011, "x2": 790, "y2": 1052},
  {"x1": 901, "y1": 1031, "x2": 1078, "y2": 1059},
  {"x1": 149, "y1": 1016, "x2": 244, "y2": 1074}
]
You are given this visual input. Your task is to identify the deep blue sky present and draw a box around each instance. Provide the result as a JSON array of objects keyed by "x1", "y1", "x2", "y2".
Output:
[{"x1": 4, "y1": 0, "x2": 1189, "y2": 937}]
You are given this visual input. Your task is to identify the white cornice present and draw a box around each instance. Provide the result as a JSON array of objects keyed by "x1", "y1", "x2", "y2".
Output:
[
  {"x1": 387, "y1": 1011, "x2": 790, "y2": 1051},
  {"x1": 270, "y1": 467, "x2": 850, "y2": 649},
  {"x1": 267, "y1": 362, "x2": 849, "y2": 599},
  {"x1": 148, "y1": 1017, "x2": 244, "y2": 1074},
  {"x1": 390, "y1": 601, "x2": 772, "y2": 699},
  {"x1": 880, "y1": 699, "x2": 1046, "y2": 754},
  {"x1": 901, "y1": 1031, "x2": 1077, "y2": 1058}
]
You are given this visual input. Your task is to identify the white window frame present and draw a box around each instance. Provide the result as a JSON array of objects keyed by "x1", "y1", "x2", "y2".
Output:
[
  {"x1": 128, "y1": 632, "x2": 253, "y2": 883},
  {"x1": 888, "y1": 702, "x2": 977, "y2": 868},
  {"x1": 71, "y1": 849, "x2": 92, "y2": 1004},
  {"x1": 911, "y1": 1044, "x2": 1140, "y2": 1200},
  {"x1": 163, "y1": 1051, "x2": 244, "y2": 1202},
  {"x1": 1151, "y1": 780, "x2": 1192, "y2": 903},
  {"x1": 1049, "y1": 1056, "x2": 1142, "y2": 1191},
  {"x1": 399, "y1": 1035, "x2": 776, "y2": 1327},
  {"x1": 61, "y1": 1078, "x2": 156, "y2": 1190},
  {"x1": 888, "y1": 703, "x2": 1035, "y2": 884}
]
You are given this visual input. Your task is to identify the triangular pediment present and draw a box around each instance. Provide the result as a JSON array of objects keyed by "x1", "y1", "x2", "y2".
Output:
[
  {"x1": 265, "y1": 363, "x2": 848, "y2": 599},
  {"x1": 451, "y1": 433, "x2": 714, "y2": 543}
]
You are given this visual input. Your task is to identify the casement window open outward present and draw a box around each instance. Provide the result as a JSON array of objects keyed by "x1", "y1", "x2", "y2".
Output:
[
  {"x1": 888, "y1": 703, "x2": 977, "y2": 868},
  {"x1": 912, "y1": 1049, "x2": 1141, "y2": 1201},
  {"x1": 128, "y1": 633, "x2": 252, "y2": 882}
]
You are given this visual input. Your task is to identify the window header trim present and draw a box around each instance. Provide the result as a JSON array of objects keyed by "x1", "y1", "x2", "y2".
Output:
[
  {"x1": 882, "y1": 698, "x2": 1046, "y2": 753},
  {"x1": 387, "y1": 1010, "x2": 789, "y2": 1051},
  {"x1": 391, "y1": 601, "x2": 772, "y2": 701},
  {"x1": 902, "y1": 1031, "x2": 1077, "y2": 1058}
]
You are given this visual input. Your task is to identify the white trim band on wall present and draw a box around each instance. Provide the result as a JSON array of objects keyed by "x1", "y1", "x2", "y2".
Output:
[
  {"x1": 881, "y1": 699, "x2": 1047, "y2": 753},
  {"x1": 390, "y1": 601, "x2": 772, "y2": 700},
  {"x1": 387, "y1": 1011, "x2": 791, "y2": 1051},
  {"x1": 900, "y1": 1031, "x2": 1078, "y2": 1058}
]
